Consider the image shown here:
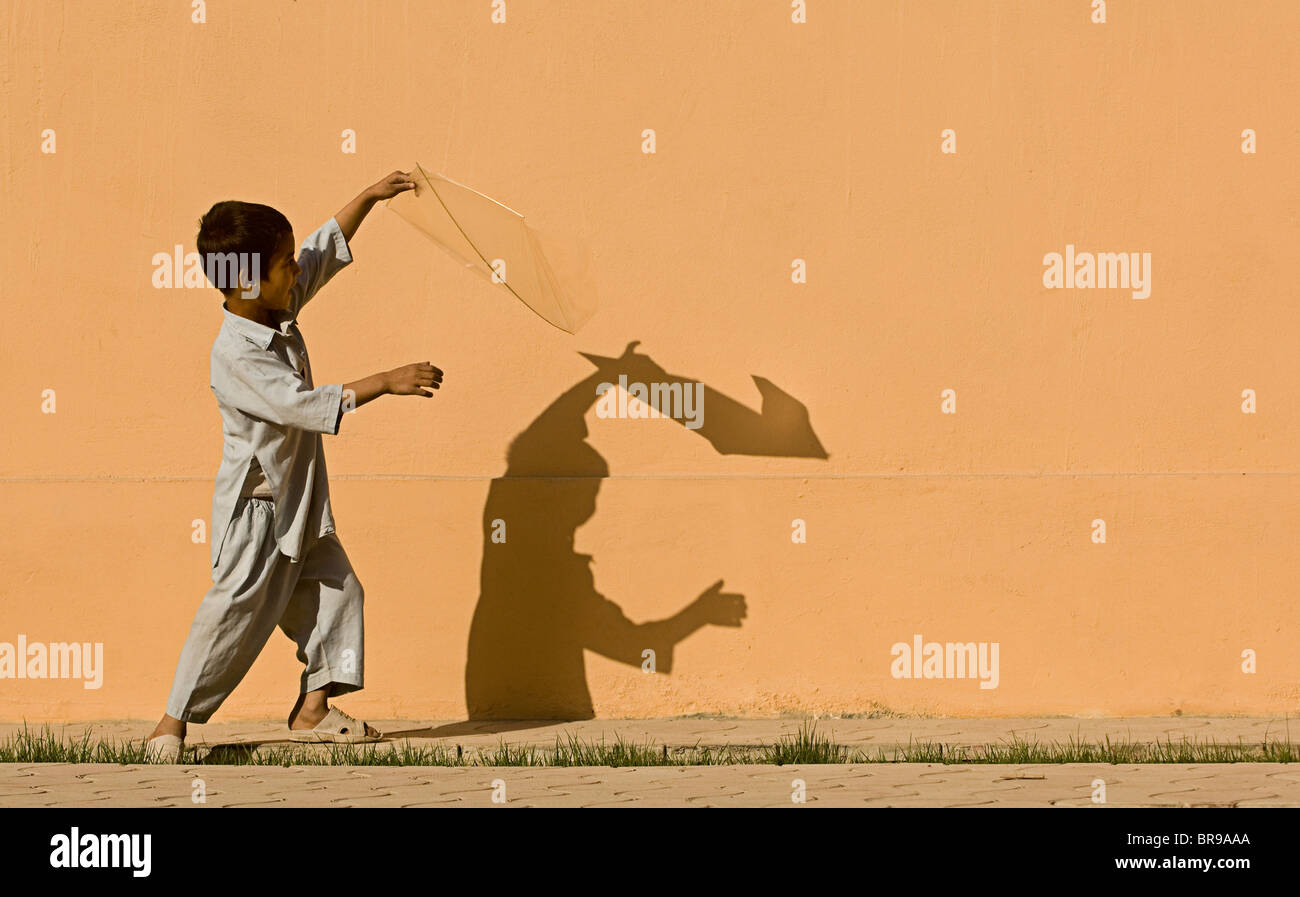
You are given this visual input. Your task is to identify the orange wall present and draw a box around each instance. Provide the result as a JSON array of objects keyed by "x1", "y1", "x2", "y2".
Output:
[{"x1": 2, "y1": 0, "x2": 1298, "y2": 721}]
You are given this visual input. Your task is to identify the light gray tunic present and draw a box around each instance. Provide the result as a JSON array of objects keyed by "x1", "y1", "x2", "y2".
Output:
[{"x1": 206, "y1": 218, "x2": 352, "y2": 569}]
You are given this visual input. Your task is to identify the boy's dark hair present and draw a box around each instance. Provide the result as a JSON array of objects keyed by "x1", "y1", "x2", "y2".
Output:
[{"x1": 196, "y1": 201, "x2": 292, "y2": 296}]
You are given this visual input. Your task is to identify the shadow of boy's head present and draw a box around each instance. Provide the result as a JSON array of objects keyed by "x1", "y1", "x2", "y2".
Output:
[{"x1": 503, "y1": 437, "x2": 607, "y2": 527}]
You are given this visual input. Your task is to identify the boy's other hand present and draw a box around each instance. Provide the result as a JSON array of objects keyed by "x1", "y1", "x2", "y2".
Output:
[
  {"x1": 368, "y1": 170, "x2": 418, "y2": 201},
  {"x1": 385, "y1": 362, "x2": 443, "y2": 397}
]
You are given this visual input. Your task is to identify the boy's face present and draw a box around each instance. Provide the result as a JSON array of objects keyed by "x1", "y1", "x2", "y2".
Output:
[{"x1": 251, "y1": 230, "x2": 300, "y2": 311}]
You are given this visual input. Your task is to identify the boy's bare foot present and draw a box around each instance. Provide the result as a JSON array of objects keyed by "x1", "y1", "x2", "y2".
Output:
[
  {"x1": 147, "y1": 714, "x2": 186, "y2": 742},
  {"x1": 288, "y1": 706, "x2": 381, "y2": 738},
  {"x1": 288, "y1": 690, "x2": 380, "y2": 738}
]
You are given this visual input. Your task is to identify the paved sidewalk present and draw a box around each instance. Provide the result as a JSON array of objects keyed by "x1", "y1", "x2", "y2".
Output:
[
  {"x1": 3, "y1": 762, "x2": 1298, "y2": 807},
  {"x1": 2, "y1": 717, "x2": 1296, "y2": 807}
]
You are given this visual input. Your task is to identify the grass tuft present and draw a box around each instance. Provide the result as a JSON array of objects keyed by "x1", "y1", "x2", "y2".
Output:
[
  {"x1": 0, "y1": 721, "x2": 1293, "y2": 767},
  {"x1": 760, "y1": 721, "x2": 851, "y2": 765}
]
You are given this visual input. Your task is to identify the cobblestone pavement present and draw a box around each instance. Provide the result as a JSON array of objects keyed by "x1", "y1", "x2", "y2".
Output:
[
  {"x1": 3, "y1": 761, "x2": 1298, "y2": 807},
  {"x1": 2, "y1": 717, "x2": 1296, "y2": 807}
]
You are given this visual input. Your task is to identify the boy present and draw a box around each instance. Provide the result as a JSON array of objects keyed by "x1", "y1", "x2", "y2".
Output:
[{"x1": 146, "y1": 171, "x2": 442, "y2": 761}]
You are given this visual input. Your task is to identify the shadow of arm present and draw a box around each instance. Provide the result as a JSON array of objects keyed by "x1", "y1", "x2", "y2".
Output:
[{"x1": 581, "y1": 580, "x2": 746, "y2": 674}]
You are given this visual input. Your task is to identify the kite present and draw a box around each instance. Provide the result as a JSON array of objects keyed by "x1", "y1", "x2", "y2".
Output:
[{"x1": 386, "y1": 163, "x2": 598, "y2": 333}]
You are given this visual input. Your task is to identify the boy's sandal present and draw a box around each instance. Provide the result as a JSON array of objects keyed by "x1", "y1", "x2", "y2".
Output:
[
  {"x1": 288, "y1": 706, "x2": 382, "y2": 743},
  {"x1": 144, "y1": 733, "x2": 185, "y2": 763}
]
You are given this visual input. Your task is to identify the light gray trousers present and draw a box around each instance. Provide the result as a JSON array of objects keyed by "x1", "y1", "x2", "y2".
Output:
[{"x1": 165, "y1": 496, "x2": 365, "y2": 724}]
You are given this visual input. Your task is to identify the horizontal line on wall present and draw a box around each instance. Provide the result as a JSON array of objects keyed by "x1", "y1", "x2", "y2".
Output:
[{"x1": 0, "y1": 471, "x2": 1291, "y2": 484}]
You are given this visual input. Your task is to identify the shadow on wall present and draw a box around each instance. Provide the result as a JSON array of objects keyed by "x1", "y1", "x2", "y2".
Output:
[{"x1": 399, "y1": 341, "x2": 827, "y2": 738}]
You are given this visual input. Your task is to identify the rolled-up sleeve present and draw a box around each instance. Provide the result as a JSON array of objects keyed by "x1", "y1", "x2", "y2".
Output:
[
  {"x1": 290, "y1": 217, "x2": 353, "y2": 315},
  {"x1": 212, "y1": 347, "x2": 344, "y2": 435}
]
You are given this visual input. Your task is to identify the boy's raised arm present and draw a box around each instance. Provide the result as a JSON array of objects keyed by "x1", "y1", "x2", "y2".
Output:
[
  {"x1": 334, "y1": 171, "x2": 417, "y2": 242},
  {"x1": 291, "y1": 171, "x2": 417, "y2": 316}
]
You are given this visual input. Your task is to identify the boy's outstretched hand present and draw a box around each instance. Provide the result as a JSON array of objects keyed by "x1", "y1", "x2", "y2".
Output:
[
  {"x1": 386, "y1": 362, "x2": 443, "y2": 398},
  {"x1": 342, "y1": 363, "x2": 443, "y2": 415}
]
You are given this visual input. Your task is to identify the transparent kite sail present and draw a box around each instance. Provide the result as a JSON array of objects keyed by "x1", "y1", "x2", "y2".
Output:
[{"x1": 386, "y1": 163, "x2": 598, "y2": 334}]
